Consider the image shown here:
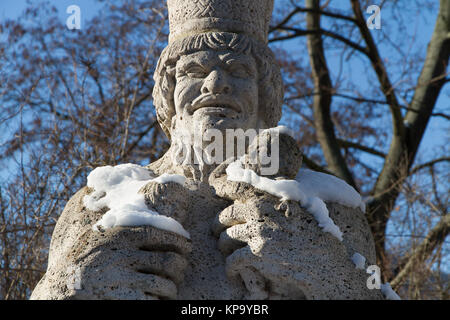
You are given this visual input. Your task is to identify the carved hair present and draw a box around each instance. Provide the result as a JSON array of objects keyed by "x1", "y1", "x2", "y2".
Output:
[{"x1": 153, "y1": 32, "x2": 284, "y2": 140}]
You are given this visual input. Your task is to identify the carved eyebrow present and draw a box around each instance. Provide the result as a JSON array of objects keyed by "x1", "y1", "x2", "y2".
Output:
[
  {"x1": 223, "y1": 56, "x2": 255, "y2": 67},
  {"x1": 225, "y1": 59, "x2": 248, "y2": 66},
  {"x1": 224, "y1": 58, "x2": 255, "y2": 74},
  {"x1": 177, "y1": 60, "x2": 203, "y2": 71}
]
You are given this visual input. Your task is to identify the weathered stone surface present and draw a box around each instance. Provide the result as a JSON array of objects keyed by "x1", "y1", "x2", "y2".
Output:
[
  {"x1": 209, "y1": 164, "x2": 383, "y2": 300},
  {"x1": 31, "y1": 0, "x2": 385, "y2": 300},
  {"x1": 31, "y1": 186, "x2": 193, "y2": 300},
  {"x1": 167, "y1": 0, "x2": 274, "y2": 45},
  {"x1": 243, "y1": 131, "x2": 302, "y2": 180},
  {"x1": 31, "y1": 175, "x2": 383, "y2": 299}
]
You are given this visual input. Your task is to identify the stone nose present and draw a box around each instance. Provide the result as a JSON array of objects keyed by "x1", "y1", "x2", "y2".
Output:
[{"x1": 201, "y1": 69, "x2": 231, "y2": 95}]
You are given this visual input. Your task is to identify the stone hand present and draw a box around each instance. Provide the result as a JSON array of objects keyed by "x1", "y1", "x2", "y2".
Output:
[
  {"x1": 69, "y1": 225, "x2": 192, "y2": 300},
  {"x1": 31, "y1": 181, "x2": 193, "y2": 300},
  {"x1": 67, "y1": 180, "x2": 194, "y2": 300},
  {"x1": 211, "y1": 192, "x2": 316, "y2": 299},
  {"x1": 209, "y1": 163, "x2": 350, "y2": 299},
  {"x1": 140, "y1": 180, "x2": 191, "y2": 226}
]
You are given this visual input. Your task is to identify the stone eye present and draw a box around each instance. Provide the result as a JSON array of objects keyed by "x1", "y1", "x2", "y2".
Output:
[
  {"x1": 186, "y1": 66, "x2": 208, "y2": 78},
  {"x1": 228, "y1": 64, "x2": 252, "y2": 78}
]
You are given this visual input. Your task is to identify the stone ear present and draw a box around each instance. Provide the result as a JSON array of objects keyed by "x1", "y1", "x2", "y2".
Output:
[{"x1": 154, "y1": 61, "x2": 177, "y2": 140}]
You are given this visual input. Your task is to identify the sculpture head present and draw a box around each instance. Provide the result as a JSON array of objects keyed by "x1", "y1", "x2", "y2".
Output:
[
  {"x1": 153, "y1": 0, "x2": 283, "y2": 141},
  {"x1": 153, "y1": 32, "x2": 284, "y2": 140},
  {"x1": 152, "y1": 0, "x2": 283, "y2": 179}
]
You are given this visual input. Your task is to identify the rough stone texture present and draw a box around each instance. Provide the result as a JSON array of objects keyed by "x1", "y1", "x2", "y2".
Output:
[
  {"x1": 244, "y1": 132, "x2": 302, "y2": 180},
  {"x1": 31, "y1": 172, "x2": 383, "y2": 300},
  {"x1": 31, "y1": 0, "x2": 385, "y2": 300},
  {"x1": 167, "y1": 0, "x2": 274, "y2": 44},
  {"x1": 208, "y1": 159, "x2": 383, "y2": 299},
  {"x1": 31, "y1": 186, "x2": 193, "y2": 300}
]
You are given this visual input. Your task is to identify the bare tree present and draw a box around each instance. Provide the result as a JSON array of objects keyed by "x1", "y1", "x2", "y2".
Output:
[{"x1": 270, "y1": 0, "x2": 449, "y2": 298}]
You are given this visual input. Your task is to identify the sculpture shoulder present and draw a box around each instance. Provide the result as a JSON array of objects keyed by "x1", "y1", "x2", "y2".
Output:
[
  {"x1": 31, "y1": 186, "x2": 102, "y2": 300},
  {"x1": 54, "y1": 186, "x2": 100, "y2": 234},
  {"x1": 47, "y1": 187, "x2": 104, "y2": 266}
]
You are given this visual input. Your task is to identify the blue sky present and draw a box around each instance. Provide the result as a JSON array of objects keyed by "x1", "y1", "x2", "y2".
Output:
[{"x1": 0, "y1": 0, "x2": 103, "y2": 21}]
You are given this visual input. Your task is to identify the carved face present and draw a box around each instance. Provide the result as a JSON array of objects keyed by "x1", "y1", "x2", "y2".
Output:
[{"x1": 173, "y1": 50, "x2": 259, "y2": 133}]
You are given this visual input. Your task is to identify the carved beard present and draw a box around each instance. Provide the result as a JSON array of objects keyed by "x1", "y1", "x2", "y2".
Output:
[
  {"x1": 168, "y1": 103, "x2": 270, "y2": 182},
  {"x1": 169, "y1": 117, "x2": 212, "y2": 182}
]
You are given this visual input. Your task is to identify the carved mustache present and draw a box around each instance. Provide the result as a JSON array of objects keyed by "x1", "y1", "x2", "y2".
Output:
[{"x1": 187, "y1": 95, "x2": 242, "y2": 114}]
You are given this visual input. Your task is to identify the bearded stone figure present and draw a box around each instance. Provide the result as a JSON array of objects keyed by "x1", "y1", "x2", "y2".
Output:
[{"x1": 31, "y1": 0, "x2": 384, "y2": 300}]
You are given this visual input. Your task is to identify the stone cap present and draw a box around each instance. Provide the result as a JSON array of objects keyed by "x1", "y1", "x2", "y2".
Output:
[{"x1": 167, "y1": 0, "x2": 274, "y2": 45}]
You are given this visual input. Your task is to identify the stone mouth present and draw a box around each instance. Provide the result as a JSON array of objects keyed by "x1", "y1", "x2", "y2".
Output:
[{"x1": 191, "y1": 96, "x2": 241, "y2": 114}]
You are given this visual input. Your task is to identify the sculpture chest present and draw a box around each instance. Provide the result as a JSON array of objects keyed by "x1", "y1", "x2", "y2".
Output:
[{"x1": 176, "y1": 182, "x2": 246, "y2": 299}]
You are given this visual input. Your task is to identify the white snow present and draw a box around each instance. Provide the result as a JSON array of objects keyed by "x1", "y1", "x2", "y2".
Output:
[
  {"x1": 351, "y1": 252, "x2": 366, "y2": 270},
  {"x1": 296, "y1": 169, "x2": 365, "y2": 212},
  {"x1": 380, "y1": 283, "x2": 401, "y2": 300},
  {"x1": 152, "y1": 172, "x2": 187, "y2": 185},
  {"x1": 225, "y1": 159, "x2": 369, "y2": 241},
  {"x1": 261, "y1": 125, "x2": 295, "y2": 138},
  {"x1": 83, "y1": 163, "x2": 189, "y2": 239}
]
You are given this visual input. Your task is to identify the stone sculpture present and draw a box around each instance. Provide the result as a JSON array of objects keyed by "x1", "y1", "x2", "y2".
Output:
[{"x1": 31, "y1": 0, "x2": 384, "y2": 300}]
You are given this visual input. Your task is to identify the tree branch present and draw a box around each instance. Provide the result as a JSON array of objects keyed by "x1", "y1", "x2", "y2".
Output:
[
  {"x1": 302, "y1": 155, "x2": 333, "y2": 175},
  {"x1": 269, "y1": 6, "x2": 357, "y2": 33},
  {"x1": 390, "y1": 214, "x2": 450, "y2": 290},
  {"x1": 366, "y1": 0, "x2": 450, "y2": 268},
  {"x1": 337, "y1": 138, "x2": 386, "y2": 158},
  {"x1": 431, "y1": 112, "x2": 450, "y2": 120},
  {"x1": 305, "y1": 0, "x2": 357, "y2": 189},
  {"x1": 350, "y1": 0, "x2": 405, "y2": 140},
  {"x1": 270, "y1": 27, "x2": 368, "y2": 55},
  {"x1": 410, "y1": 157, "x2": 450, "y2": 175},
  {"x1": 404, "y1": 0, "x2": 450, "y2": 158}
]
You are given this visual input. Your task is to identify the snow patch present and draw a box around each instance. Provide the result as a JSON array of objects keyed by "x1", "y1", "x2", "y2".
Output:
[
  {"x1": 261, "y1": 125, "x2": 295, "y2": 139},
  {"x1": 152, "y1": 173, "x2": 187, "y2": 185},
  {"x1": 83, "y1": 164, "x2": 189, "y2": 239},
  {"x1": 226, "y1": 159, "x2": 368, "y2": 241},
  {"x1": 381, "y1": 283, "x2": 401, "y2": 300},
  {"x1": 351, "y1": 252, "x2": 366, "y2": 270},
  {"x1": 296, "y1": 169, "x2": 365, "y2": 213}
]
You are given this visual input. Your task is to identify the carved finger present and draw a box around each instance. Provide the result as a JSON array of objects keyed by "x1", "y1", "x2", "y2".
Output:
[
  {"x1": 239, "y1": 266, "x2": 269, "y2": 300},
  {"x1": 225, "y1": 245, "x2": 257, "y2": 280},
  {"x1": 123, "y1": 250, "x2": 188, "y2": 284},
  {"x1": 102, "y1": 225, "x2": 192, "y2": 256},
  {"x1": 211, "y1": 204, "x2": 247, "y2": 237},
  {"x1": 209, "y1": 157, "x2": 236, "y2": 184},
  {"x1": 209, "y1": 158, "x2": 258, "y2": 201},
  {"x1": 218, "y1": 223, "x2": 254, "y2": 256},
  {"x1": 140, "y1": 181, "x2": 190, "y2": 224},
  {"x1": 75, "y1": 265, "x2": 168, "y2": 300},
  {"x1": 129, "y1": 272, "x2": 178, "y2": 300}
]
